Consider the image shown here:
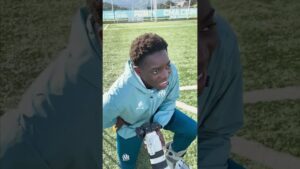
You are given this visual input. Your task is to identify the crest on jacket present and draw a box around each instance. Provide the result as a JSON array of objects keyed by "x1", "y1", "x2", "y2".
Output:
[{"x1": 136, "y1": 101, "x2": 145, "y2": 110}]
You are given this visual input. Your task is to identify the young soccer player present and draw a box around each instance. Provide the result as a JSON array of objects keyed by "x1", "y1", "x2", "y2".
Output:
[{"x1": 103, "y1": 33, "x2": 197, "y2": 169}]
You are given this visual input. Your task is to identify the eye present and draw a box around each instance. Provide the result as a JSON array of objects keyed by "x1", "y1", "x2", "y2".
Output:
[
  {"x1": 153, "y1": 69, "x2": 159, "y2": 75},
  {"x1": 166, "y1": 63, "x2": 171, "y2": 70}
]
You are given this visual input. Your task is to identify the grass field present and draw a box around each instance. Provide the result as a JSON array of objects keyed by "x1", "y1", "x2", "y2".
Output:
[
  {"x1": 179, "y1": 90, "x2": 197, "y2": 107},
  {"x1": 238, "y1": 99, "x2": 300, "y2": 158},
  {"x1": 0, "y1": 0, "x2": 85, "y2": 114},
  {"x1": 103, "y1": 20, "x2": 197, "y2": 168},
  {"x1": 231, "y1": 153, "x2": 271, "y2": 169},
  {"x1": 211, "y1": 0, "x2": 300, "y2": 91}
]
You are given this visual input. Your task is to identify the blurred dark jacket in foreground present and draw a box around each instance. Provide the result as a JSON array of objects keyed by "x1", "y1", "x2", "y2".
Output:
[{"x1": 198, "y1": 13, "x2": 244, "y2": 169}]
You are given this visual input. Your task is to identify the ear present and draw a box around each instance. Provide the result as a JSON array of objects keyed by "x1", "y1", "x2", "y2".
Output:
[{"x1": 134, "y1": 67, "x2": 142, "y2": 76}]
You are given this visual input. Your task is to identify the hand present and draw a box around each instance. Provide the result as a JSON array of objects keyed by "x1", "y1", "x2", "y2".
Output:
[
  {"x1": 155, "y1": 129, "x2": 165, "y2": 147},
  {"x1": 113, "y1": 116, "x2": 128, "y2": 132}
]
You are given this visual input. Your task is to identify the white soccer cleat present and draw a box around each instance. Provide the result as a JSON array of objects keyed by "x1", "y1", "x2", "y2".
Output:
[
  {"x1": 165, "y1": 142, "x2": 190, "y2": 169},
  {"x1": 175, "y1": 159, "x2": 190, "y2": 169}
]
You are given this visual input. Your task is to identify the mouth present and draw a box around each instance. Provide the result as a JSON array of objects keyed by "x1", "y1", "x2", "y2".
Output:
[{"x1": 159, "y1": 81, "x2": 169, "y2": 88}]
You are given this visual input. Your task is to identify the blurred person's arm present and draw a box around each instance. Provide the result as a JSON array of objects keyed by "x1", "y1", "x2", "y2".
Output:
[
  {"x1": 103, "y1": 92, "x2": 122, "y2": 128},
  {"x1": 198, "y1": 17, "x2": 244, "y2": 168}
]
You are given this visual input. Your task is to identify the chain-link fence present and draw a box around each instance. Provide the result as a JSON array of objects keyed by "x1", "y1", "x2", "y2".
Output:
[{"x1": 103, "y1": 0, "x2": 197, "y2": 23}]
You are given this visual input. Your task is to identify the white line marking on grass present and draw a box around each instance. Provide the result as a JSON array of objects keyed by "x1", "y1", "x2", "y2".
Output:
[
  {"x1": 176, "y1": 101, "x2": 197, "y2": 114},
  {"x1": 107, "y1": 24, "x2": 197, "y2": 31},
  {"x1": 231, "y1": 136, "x2": 300, "y2": 169},
  {"x1": 180, "y1": 85, "x2": 197, "y2": 91},
  {"x1": 104, "y1": 24, "x2": 109, "y2": 31},
  {"x1": 244, "y1": 86, "x2": 300, "y2": 103}
]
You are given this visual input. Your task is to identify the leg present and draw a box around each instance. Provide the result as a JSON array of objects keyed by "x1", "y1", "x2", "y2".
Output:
[
  {"x1": 164, "y1": 109, "x2": 197, "y2": 152},
  {"x1": 116, "y1": 134, "x2": 143, "y2": 169}
]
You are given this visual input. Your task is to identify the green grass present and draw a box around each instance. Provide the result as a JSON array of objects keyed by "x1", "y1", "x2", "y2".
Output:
[
  {"x1": 237, "y1": 99, "x2": 300, "y2": 158},
  {"x1": 211, "y1": 0, "x2": 300, "y2": 91},
  {"x1": 103, "y1": 20, "x2": 197, "y2": 168},
  {"x1": 0, "y1": 0, "x2": 85, "y2": 114},
  {"x1": 231, "y1": 153, "x2": 271, "y2": 169},
  {"x1": 179, "y1": 90, "x2": 197, "y2": 107}
]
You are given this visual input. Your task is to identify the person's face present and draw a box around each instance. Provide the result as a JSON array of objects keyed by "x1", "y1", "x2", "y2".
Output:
[{"x1": 135, "y1": 50, "x2": 171, "y2": 90}]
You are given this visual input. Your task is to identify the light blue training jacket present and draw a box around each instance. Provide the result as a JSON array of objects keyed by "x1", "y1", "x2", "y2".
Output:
[{"x1": 103, "y1": 60, "x2": 179, "y2": 139}]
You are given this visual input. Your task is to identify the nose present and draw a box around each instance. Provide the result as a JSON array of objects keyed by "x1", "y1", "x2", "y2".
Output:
[{"x1": 161, "y1": 66, "x2": 170, "y2": 81}]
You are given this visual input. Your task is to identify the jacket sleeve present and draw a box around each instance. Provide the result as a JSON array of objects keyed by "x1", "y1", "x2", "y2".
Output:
[
  {"x1": 103, "y1": 92, "x2": 122, "y2": 128},
  {"x1": 153, "y1": 65, "x2": 180, "y2": 127},
  {"x1": 198, "y1": 34, "x2": 243, "y2": 169}
]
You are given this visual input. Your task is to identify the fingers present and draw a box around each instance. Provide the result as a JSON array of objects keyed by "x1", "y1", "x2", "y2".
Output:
[
  {"x1": 115, "y1": 117, "x2": 123, "y2": 128},
  {"x1": 113, "y1": 117, "x2": 126, "y2": 131}
]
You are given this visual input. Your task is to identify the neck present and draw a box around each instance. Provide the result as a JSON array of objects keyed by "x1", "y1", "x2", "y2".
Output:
[{"x1": 133, "y1": 69, "x2": 152, "y2": 89}]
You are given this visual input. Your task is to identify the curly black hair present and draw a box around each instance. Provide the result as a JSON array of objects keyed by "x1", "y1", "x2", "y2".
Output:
[{"x1": 130, "y1": 33, "x2": 168, "y2": 66}]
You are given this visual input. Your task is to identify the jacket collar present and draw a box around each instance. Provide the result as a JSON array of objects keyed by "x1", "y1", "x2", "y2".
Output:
[{"x1": 125, "y1": 60, "x2": 155, "y2": 94}]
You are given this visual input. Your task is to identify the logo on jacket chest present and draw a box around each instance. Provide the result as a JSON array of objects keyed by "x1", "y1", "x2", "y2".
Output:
[{"x1": 136, "y1": 101, "x2": 145, "y2": 110}]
